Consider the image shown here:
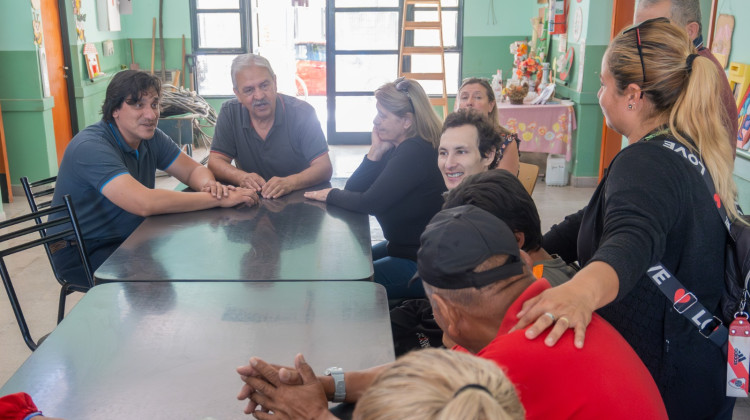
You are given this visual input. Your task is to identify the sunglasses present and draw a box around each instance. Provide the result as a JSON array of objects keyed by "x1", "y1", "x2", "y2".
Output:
[
  {"x1": 395, "y1": 77, "x2": 415, "y2": 111},
  {"x1": 622, "y1": 17, "x2": 670, "y2": 97}
]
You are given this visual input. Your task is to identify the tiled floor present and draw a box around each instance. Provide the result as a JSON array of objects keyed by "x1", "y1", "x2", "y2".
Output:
[{"x1": 0, "y1": 146, "x2": 748, "y2": 417}]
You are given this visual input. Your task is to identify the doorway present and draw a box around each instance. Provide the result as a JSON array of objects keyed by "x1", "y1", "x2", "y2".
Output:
[
  {"x1": 255, "y1": 0, "x2": 328, "y2": 135},
  {"x1": 43, "y1": 0, "x2": 76, "y2": 165}
]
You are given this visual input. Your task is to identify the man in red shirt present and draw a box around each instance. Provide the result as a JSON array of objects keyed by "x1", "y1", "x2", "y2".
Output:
[{"x1": 237, "y1": 206, "x2": 668, "y2": 420}]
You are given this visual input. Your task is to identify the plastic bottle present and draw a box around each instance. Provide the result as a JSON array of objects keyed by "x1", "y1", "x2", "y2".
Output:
[{"x1": 491, "y1": 69, "x2": 503, "y2": 100}]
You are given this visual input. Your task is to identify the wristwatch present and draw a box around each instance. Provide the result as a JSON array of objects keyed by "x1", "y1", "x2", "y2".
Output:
[{"x1": 324, "y1": 367, "x2": 346, "y2": 402}]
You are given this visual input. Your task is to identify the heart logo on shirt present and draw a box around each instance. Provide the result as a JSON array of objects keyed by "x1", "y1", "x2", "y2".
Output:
[{"x1": 673, "y1": 289, "x2": 697, "y2": 313}]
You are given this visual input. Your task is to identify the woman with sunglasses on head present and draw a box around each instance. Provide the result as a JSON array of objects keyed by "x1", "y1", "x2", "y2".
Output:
[
  {"x1": 456, "y1": 78, "x2": 520, "y2": 175},
  {"x1": 512, "y1": 18, "x2": 742, "y2": 419},
  {"x1": 305, "y1": 78, "x2": 445, "y2": 299}
]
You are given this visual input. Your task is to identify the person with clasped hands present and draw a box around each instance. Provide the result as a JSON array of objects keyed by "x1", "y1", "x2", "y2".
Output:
[
  {"x1": 208, "y1": 54, "x2": 333, "y2": 199},
  {"x1": 304, "y1": 78, "x2": 446, "y2": 299},
  {"x1": 514, "y1": 19, "x2": 743, "y2": 419},
  {"x1": 236, "y1": 349, "x2": 525, "y2": 420},
  {"x1": 235, "y1": 206, "x2": 667, "y2": 420}
]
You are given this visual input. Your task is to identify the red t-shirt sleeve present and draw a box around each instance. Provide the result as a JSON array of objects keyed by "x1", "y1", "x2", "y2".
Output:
[{"x1": 0, "y1": 392, "x2": 42, "y2": 420}]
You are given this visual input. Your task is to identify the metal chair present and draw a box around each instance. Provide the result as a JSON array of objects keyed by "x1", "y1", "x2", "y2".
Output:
[
  {"x1": 21, "y1": 175, "x2": 56, "y2": 212},
  {"x1": 0, "y1": 194, "x2": 93, "y2": 350},
  {"x1": 23, "y1": 178, "x2": 95, "y2": 322}
]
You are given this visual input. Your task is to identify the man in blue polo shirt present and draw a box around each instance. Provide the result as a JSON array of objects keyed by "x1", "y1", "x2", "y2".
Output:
[
  {"x1": 51, "y1": 70, "x2": 259, "y2": 285},
  {"x1": 207, "y1": 54, "x2": 332, "y2": 199}
]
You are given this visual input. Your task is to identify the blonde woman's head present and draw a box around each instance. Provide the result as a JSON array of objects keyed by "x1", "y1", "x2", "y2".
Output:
[
  {"x1": 375, "y1": 78, "x2": 443, "y2": 148},
  {"x1": 353, "y1": 349, "x2": 525, "y2": 420}
]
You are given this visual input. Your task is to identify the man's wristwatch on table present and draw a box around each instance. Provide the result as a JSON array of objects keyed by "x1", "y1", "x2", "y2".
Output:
[{"x1": 324, "y1": 367, "x2": 346, "y2": 403}]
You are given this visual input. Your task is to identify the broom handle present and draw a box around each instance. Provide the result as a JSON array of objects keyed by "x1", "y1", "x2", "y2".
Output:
[{"x1": 150, "y1": 18, "x2": 156, "y2": 74}]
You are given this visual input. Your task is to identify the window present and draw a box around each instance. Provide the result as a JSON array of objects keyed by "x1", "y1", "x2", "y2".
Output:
[
  {"x1": 405, "y1": 0, "x2": 462, "y2": 95},
  {"x1": 328, "y1": 0, "x2": 463, "y2": 143},
  {"x1": 190, "y1": 0, "x2": 252, "y2": 96}
]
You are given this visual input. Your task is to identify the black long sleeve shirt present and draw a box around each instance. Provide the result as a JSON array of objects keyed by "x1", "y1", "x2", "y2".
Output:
[
  {"x1": 327, "y1": 137, "x2": 446, "y2": 260},
  {"x1": 547, "y1": 139, "x2": 728, "y2": 419}
]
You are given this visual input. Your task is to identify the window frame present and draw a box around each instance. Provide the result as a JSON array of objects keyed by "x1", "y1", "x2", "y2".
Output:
[
  {"x1": 189, "y1": 0, "x2": 253, "y2": 98},
  {"x1": 326, "y1": 0, "x2": 463, "y2": 144}
]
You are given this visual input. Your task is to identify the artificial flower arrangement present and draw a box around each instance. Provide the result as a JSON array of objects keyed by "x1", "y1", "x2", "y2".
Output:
[{"x1": 510, "y1": 41, "x2": 543, "y2": 81}]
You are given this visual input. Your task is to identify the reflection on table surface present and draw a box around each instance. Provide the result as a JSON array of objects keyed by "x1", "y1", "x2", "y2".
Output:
[
  {"x1": 496, "y1": 101, "x2": 577, "y2": 160},
  {"x1": 0, "y1": 281, "x2": 394, "y2": 419},
  {"x1": 95, "y1": 184, "x2": 373, "y2": 282}
]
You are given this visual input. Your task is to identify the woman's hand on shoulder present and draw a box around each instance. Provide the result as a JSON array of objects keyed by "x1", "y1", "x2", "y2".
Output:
[
  {"x1": 509, "y1": 262, "x2": 619, "y2": 349},
  {"x1": 510, "y1": 281, "x2": 595, "y2": 349}
]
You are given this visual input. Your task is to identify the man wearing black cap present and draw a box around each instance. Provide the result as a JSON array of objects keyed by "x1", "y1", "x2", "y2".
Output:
[{"x1": 236, "y1": 206, "x2": 667, "y2": 420}]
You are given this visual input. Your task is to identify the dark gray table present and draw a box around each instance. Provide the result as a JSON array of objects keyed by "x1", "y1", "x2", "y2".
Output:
[
  {"x1": 95, "y1": 185, "x2": 373, "y2": 282},
  {"x1": 0, "y1": 281, "x2": 394, "y2": 419}
]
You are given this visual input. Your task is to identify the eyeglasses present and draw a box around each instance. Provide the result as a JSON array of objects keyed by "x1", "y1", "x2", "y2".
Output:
[
  {"x1": 395, "y1": 77, "x2": 415, "y2": 111},
  {"x1": 622, "y1": 17, "x2": 670, "y2": 97}
]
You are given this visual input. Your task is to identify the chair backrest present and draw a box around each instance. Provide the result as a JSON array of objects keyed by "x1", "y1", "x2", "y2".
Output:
[
  {"x1": 518, "y1": 162, "x2": 539, "y2": 196},
  {"x1": 21, "y1": 176, "x2": 57, "y2": 213},
  {"x1": 20, "y1": 176, "x2": 62, "y2": 283},
  {"x1": 0, "y1": 194, "x2": 93, "y2": 350}
]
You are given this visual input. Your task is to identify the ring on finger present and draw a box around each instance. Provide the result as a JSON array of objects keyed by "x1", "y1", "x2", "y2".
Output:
[
  {"x1": 543, "y1": 312, "x2": 556, "y2": 322},
  {"x1": 558, "y1": 316, "x2": 570, "y2": 325}
]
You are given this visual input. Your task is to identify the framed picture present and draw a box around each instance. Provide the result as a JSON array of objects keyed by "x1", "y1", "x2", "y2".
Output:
[
  {"x1": 83, "y1": 43, "x2": 102, "y2": 80},
  {"x1": 711, "y1": 14, "x2": 734, "y2": 69}
]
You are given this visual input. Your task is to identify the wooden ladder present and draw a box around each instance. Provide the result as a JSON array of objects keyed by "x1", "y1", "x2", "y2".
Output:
[{"x1": 398, "y1": 0, "x2": 448, "y2": 118}]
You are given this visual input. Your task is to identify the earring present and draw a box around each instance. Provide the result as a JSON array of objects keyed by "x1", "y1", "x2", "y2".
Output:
[{"x1": 628, "y1": 104, "x2": 633, "y2": 110}]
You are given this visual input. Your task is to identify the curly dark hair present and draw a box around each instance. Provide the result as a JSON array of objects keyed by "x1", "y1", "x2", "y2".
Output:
[
  {"x1": 101, "y1": 70, "x2": 162, "y2": 122},
  {"x1": 442, "y1": 109, "x2": 509, "y2": 169}
]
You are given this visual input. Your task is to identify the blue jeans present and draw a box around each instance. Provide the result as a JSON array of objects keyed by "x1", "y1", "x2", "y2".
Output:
[
  {"x1": 50, "y1": 237, "x2": 122, "y2": 287},
  {"x1": 372, "y1": 241, "x2": 424, "y2": 299}
]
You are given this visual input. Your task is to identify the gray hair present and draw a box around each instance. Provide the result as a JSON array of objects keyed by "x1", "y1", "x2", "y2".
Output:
[
  {"x1": 638, "y1": 0, "x2": 702, "y2": 32},
  {"x1": 230, "y1": 53, "x2": 276, "y2": 89}
]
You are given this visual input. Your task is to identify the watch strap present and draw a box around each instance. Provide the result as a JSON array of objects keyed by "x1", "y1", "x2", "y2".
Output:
[{"x1": 325, "y1": 367, "x2": 346, "y2": 403}]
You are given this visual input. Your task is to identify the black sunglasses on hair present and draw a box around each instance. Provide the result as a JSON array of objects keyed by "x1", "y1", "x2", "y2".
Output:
[
  {"x1": 394, "y1": 77, "x2": 415, "y2": 111},
  {"x1": 622, "y1": 17, "x2": 670, "y2": 97}
]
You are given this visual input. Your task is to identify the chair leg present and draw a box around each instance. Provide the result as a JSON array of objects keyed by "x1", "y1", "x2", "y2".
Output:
[
  {"x1": 2, "y1": 275, "x2": 38, "y2": 351},
  {"x1": 58, "y1": 283, "x2": 71, "y2": 324}
]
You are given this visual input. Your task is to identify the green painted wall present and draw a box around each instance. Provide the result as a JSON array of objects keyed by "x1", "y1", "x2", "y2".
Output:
[
  {"x1": 463, "y1": 2, "x2": 541, "y2": 37},
  {"x1": 718, "y1": 1, "x2": 750, "y2": 65},
  {"x1": 462, "y1": 1, "x2": 543, "y2": 80},
  {"x1": 547, "y1": 0, "x2": 612, "y2": 182},
  {"x1": 462, "y1": 0, "x2": 613, "y2": 183},
  {"x1": 63, "y1": 0, "x2": 193, "y2": 130},
  {"x1": 0, "y1": 0, "x2": 194, "y2": 205}
]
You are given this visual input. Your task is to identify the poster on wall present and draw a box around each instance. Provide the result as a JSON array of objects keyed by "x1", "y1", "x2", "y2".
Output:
[
  {"x1": 738, "y1": 85, "x2": 750, "y2": 148},
  {"x1": 31, "y1": 0, "x2": 43, "y2": 46},
  {"x1": 73, "y1": 0, "x2": 86, "y2": 42},
  {"x1": 711, "y1": 14, "x2": 734, "y2": 69}
]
